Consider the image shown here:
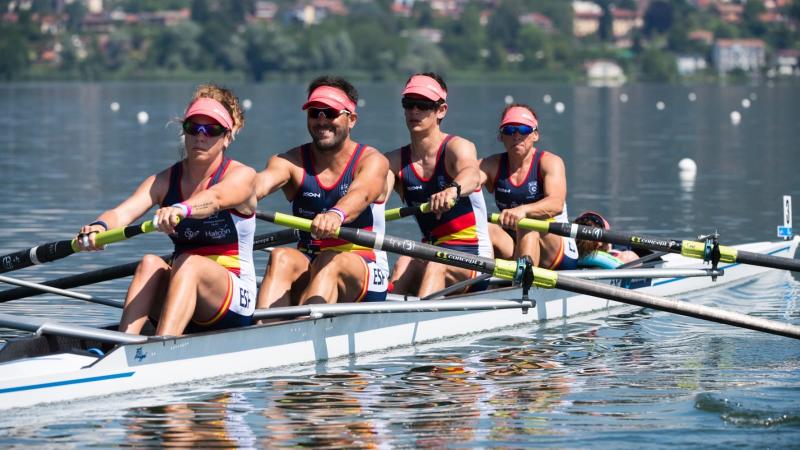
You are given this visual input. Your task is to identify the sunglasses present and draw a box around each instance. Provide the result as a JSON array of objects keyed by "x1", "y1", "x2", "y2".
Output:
[
  {"x1": 307, "y1": 108, "x2": 350, "y2": 120},
  {"x1": 401, "y1": 97, "x2": 442, "y2": 111},
  {"x1": 500, "y1": 125, "x2": 536, "y2": 136},
  {"x1": 182, "y1": 121, "x2": 228, "y2": 137}
]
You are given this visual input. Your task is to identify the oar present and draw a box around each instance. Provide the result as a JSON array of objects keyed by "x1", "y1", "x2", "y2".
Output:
[
  {"x1": 0, "y1": 221, "x2": 157, "y2": 275},
  {"x1": 253, "y1": 298, "x2": 532, "y2": 320},
  {"x1": 257, "y1": 210, "x2": 800, "y2": 340},
  {"x1": 491, "y1": 214, "x2": 800, "y2": 273},
  {"x1": 385, "y1": 202, "x2": 434, "y2": 221},
  {"x1": 0, "y1": 312, "x2": 146, "y2": 344},
  {"x1": 0, "y1": 229, "x2": 299, "y2": 303},
  {"x1": 0, "y1": 274, "x2": 123, "y2": 308}
]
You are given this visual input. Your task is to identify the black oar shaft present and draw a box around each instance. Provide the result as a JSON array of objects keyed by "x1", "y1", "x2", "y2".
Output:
[
  {"x1": 735, "y1": 249, "x2": 800, "y2": 272},
  {"x1": 0, "y1": 229, "x2": 299, "y2": 303},
  {"x1": 0, "y1": 222, "x2": 153, "y2": 274},
  {"x1": 556, "y1": 276, "x2": 800, "y2": 340}
]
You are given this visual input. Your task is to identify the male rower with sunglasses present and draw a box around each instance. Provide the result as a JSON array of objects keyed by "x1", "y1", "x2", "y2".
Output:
[
  {"x1": 254, "y1": 76, "x2": 391, "y2": 308},
  {"x1": 386, "y1": 72, "x2": 492, "y2": 298},
  {"x1": 479, "y1": 103, "x2": 579, "y2": 269}
]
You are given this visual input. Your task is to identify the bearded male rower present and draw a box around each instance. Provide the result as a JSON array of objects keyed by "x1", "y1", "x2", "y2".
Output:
[
  {"x1": 254, "y1": 76, "x2": 391, "y2": 307},
  {"x1": 386, "y1": 72, "x2": 492, "y2": 298},
  {"x1": 479, "y1": 103, "x2": 578, "y2": 269}
]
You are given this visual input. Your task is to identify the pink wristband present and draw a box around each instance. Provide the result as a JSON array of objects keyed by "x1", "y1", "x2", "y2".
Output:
[
  {"x1": 171, "y1": 202, "x2": 192, "y2": 218},
  {"x1": 328, "y1": 207, "x2": 346, "y2": 223}
]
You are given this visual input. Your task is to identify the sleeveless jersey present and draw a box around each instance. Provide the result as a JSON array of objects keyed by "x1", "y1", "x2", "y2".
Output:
[
  {"x1": 493, "y1": 150, "x2": 569, "y2": 223},
  {"x1": 291, "y1": 142, "x2": 389, "y2": 271},
  {"x1": 162, "y1": 157, "x2": 256, "y2": 287},
  {"x1": 399, "y1": 135, "x2": 491, "y2": 257}
]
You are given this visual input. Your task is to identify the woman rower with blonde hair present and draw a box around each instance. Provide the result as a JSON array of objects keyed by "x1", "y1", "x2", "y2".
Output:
[{"x1": 76, "y1": 84, "x2": 258, "y2": 336}]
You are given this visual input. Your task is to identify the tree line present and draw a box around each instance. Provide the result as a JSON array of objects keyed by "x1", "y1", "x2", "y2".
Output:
[{"x1": 1, "y1": 0, "x2": 799, "y2": 82}]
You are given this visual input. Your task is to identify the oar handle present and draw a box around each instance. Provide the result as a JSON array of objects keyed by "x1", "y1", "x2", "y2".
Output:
[
  {"x1": 71, "y1": 221, "x2": 158, "y2": 251},
  {"x1": 385, "y1": 202, "x2": 434, "y2": 221}
]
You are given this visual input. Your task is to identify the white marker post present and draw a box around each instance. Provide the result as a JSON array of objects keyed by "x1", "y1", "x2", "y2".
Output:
[{"x1": 778, "y1": 195, "x2": 793, "y2": 240}]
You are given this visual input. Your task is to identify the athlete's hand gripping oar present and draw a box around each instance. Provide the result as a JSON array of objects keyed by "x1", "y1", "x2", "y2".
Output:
[
  {"x1": 258, "y1": 210, "x2": 800, "y2": 340},
  {"x1": 385, "y1": 202, "x2": 434, "y2": 221},
  {"x1": 491, "y1": 214, "x2": 800, "y2": 273},
  {"x1": 0, "y1": 221, "x2": 158, "y2": 275},
  {"x1": 385, "y1": 200, "x2": 454, "y2": 221},
  {"x1": 0, "y1": 229, "x2": 299, "y2": 303}
]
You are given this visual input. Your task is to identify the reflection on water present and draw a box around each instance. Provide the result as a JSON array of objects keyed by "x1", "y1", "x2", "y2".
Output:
[{"x1": 123, "y1": 393, "x2": 257, "y2": 448}]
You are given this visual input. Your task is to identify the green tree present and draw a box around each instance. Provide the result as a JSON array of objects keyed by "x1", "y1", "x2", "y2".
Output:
[
  {"x1": 0, "y1": 24, "x2": 29, "y2": 80},
  {"x1": 487, "y1": 0, "x2": 522, "y2": 50},
  {"x1": 398, "y1": 35, "x2": 449, "y2": 75},
  {"x1": 440, "y1": 1, "x2": 484, "y2": 67},
  {"x1": 643, "y1": 0, "x2": 673, "y2": 36},
  {"x1": 742, "y1": 0, "x2": 767, "y2": 37},
  {"x1": 638, "y1": 47, "x2": 677, "y2": 81}
]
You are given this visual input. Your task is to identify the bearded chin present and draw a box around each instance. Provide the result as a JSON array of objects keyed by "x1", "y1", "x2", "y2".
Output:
[{"x1": 313, "y1": 131, "x2": 347, "y2": 152}]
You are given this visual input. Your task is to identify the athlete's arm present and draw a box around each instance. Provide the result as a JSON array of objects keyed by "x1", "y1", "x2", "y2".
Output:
[
  {"x1": 254, "y1": 152, "x2": 296, "y2": 200},
  {"x1": 430, "y1": 137, "x2": 481, "y2": 215},
  {"x1": 312, "y1": 148, "x2": 390, "y2": 239},
  {"x1": 154, "y1": 164, "x2": 257, "y2": 234},
  {"x1": 478, "y1": 154, "x2": 501, "y2": 193},
  {"x1": 76, "y1": 171, "x2": 167, "y2": 250}
]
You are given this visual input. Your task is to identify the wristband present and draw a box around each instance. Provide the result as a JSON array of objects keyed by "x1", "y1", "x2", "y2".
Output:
[
  {"x1": 328, "y1": 207, "x2": 346, "y2": 223},
  {"x1": 444, "y1": 181, "x2": 461, "y2": 198},
  {"x1": 89, "y1": 220, "x2": 108, "y2": 231},
  {"x1": 171, "y1": 202, "x2": 191, "y2": 218}
]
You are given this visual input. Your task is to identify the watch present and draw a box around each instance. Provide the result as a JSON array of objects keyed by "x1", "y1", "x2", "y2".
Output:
[{"x1": 444, "y1": 181, "x2": 461, "y2": 198}]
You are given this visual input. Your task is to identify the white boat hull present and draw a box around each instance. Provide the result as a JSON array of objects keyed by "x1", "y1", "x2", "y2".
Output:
[{"x1": 0, "y1": 238, "x2": 797, "y2": 409}]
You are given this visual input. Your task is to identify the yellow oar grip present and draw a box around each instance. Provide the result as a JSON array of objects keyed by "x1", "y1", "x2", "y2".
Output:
[
  {"x1": 491, "y1": 257, "x2": 558, "y2": 289},
  {"x1": 273, "y1": 212, "x2": 340, "y2": 237},
  {"x1": 680, "y1": 240, "x2": 738, "y2": 263},
  {"x1": 490, "y1": 214, "x2": 551, "y2": 233},
  {"x1": 385, "y1": 209, "x2": 403, "y2": 221}
]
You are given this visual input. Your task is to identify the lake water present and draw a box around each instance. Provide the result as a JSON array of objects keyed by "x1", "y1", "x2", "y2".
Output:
[{"x1": 1, "y1": 81, "x2": 799, "y2": 448}]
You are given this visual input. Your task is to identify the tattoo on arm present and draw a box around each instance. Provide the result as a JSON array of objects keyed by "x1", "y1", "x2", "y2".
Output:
[{"x1": 192, "y1": 201, "x2": 215, "y2": 215}]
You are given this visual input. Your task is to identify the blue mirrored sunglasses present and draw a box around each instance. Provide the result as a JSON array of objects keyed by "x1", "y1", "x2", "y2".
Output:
[
  {"x1": 500, "y1": 125, "x2": 536, "y2": 136},
  {"x1": 182, "y1": 121, "x2": 228, "y2": 137}
]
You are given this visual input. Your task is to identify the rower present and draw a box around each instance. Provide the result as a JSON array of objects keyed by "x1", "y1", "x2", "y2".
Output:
[
  {"x1": 386, "y1": 72, "x2": 492, "y2": 298},
  {"x1": 254, "y1": 76, "x2": 391, "y2": 307},
  {"x1": 479, "y1": 103, "x2": 579, "y2": 269},
  {"x1": 573, "y1": 211, "x2": 639, "y2": 268},
  {"x1": 76, "y1": 84, "x2": 258, "y2": 336}
]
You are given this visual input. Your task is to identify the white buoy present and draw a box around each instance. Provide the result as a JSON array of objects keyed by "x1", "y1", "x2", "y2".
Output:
[
  {"x1": 503, "y1": 95, "x2": 514, "y2": 105},
  {"x1": 656, "y1": 101, "x2": 665, "y2": 110},
  {"x1": 619, "y1": 93, "x2": 628, "y2": 103},
  {"x1": 688, "y1": 92, "x2": 697, "y2": 102},
  {"x1": 730, "y1": 110, "x2": 741, "y2": 125},
  {"x1": 543, "y1": 94, "x2": 552, "y2": 104},
  {"x1": 110, "y1": 102, "x2": 120, "y2": 112},
  {"x1": 678, "y1": 158, "x2": 697, "y2": 176},
  {"x1": 741, "y1": 98, "x2": 751, "y2": 109},
  {"x1": 554, "y1": 102, "x2": 565, "y2": 114},
  {"x1": 242, "y1": 98, "x2": 253, "y2": 110},
  {"x1": 136, "y1": 111, "x2": 149, "y2": 125},
  {"x1": 749, "y1": 92, "x2": 757, "y2": 101},
  {"x1": 357, "y1": 98, "x2": 366, "y2": 108}
]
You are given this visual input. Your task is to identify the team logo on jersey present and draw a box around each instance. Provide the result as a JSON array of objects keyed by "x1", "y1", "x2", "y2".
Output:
[
  {"x1": 407, "y1": 184, "x2": 423, "y2": 191},
  {"x1": 527, "y1": 181, "x2": 538, "y2": 195},
  {"x1": 339, "y1": 182, "x2": 350, "y2": 197},
  {"x1": 303, "y1": 191, "x2": 321, "y2": 198}
]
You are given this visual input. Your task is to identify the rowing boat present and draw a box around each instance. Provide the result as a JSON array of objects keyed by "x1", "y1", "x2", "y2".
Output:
[{"x1": 0, "y1": 236, "x2": 796, "y2": 410}]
